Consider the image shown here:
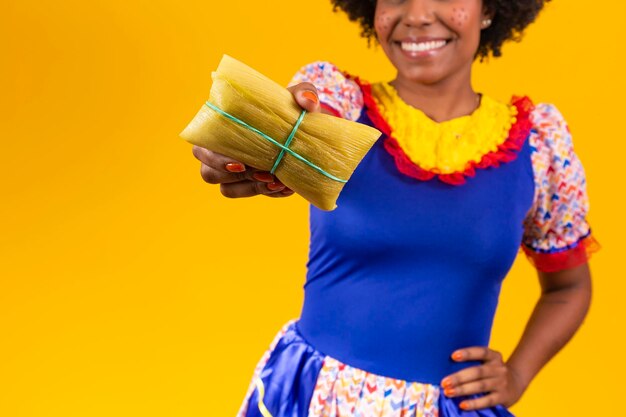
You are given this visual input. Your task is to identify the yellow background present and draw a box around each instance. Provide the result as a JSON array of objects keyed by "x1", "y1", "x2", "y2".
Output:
[{"x1": 1, "y1": 0, "x2": 623, "y2": 415}]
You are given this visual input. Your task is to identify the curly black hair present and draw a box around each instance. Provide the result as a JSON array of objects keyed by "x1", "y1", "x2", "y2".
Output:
[{"x1": 330, "y1": 0, "x2": 550, "y2": 59}]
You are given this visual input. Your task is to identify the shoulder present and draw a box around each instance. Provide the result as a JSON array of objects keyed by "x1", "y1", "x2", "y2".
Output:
[
  {"x1": 288, "y1": 61, "x2": 364, "y2": 121},
  {"x1": 522, "y1": 101, "x2": 597, "y2": 272},
  {"x1": 525, "y1": 100, "x2": 587, "y2": 192},
  {"x1": 528, "y1": 102, "x2": 575, "y2": 158},
  {"x1": 288, "y1": 61, "x2": 351, "y2": 86},
  {"x1": 526, "y1": 102, "x2": 582, "y2": 185}
]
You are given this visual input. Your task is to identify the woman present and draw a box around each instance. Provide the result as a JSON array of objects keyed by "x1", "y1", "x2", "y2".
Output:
[{"x1": 192, "y1": 0, "x2": 598, "y2": 415}]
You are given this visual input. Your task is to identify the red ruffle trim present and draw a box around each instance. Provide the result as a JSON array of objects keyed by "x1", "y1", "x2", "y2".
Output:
[
  {"x1": 522, "y1": 234, "x2": 601, "y2": 273},
  {"x1": 346, "y1": 75, "x2": 535, "y2": 185}
]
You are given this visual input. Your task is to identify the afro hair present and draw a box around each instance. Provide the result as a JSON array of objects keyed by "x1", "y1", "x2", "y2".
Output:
[{"x1": 330, "y1": 0, "x2": 550, "y2": 59}]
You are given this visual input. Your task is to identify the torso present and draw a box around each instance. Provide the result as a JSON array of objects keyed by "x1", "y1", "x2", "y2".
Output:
[{"x1": 297, "y1": 85, "x2": 536, "y2": 384}]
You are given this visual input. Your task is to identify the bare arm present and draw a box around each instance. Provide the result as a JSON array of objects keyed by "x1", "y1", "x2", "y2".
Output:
[{"x1": 505, "y1": 262, "x2": 593, "y2": 390}]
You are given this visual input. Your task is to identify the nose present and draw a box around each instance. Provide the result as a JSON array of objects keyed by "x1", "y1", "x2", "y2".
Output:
[{"x1": 401, "y1": 0, "x2": 436, "y2": 27}]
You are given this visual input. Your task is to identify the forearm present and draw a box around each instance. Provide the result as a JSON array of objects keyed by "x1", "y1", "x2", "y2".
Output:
[{"x1": 505, "y1": 264, "x2": 592, "y2": 390}]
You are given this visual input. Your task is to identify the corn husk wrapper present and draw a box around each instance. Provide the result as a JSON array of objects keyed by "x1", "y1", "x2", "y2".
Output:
[{"x1": 180, "y1": 54, "x2": 381, "y2": 211}]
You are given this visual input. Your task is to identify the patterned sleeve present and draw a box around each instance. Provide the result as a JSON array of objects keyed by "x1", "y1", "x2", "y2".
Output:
[
  {"x1": 522, "y1": 103, "x2": 600, "y2": 273},
  {"x1": 287, "y1": 61, "x2": 364, "y2": 122}
]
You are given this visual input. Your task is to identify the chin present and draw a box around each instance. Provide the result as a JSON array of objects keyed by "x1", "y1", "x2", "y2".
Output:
[{"x1": 401, "y1": 69, "x2": 447, "y2": 86}]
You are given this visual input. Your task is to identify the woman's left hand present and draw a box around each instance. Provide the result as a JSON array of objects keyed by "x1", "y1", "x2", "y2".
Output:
[{"x1": 440, "y1": 347, "x2": 527, "y2": 411}]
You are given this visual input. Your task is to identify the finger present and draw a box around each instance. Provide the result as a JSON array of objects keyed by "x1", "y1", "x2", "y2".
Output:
[
  {"x1": 200, "y1": 164, "x2": 247, "y2": 185},
  {"x1": 193, "y1": 146, "x2": 281, "y2": 184},
  {"x1": 250, "y1": 171, "x2": 278, "y2": 183},
  {"x1": 220, "y1": 180, "x2": 285, "y2": 198},
  {"x1": 266, "y1": 180, "x2": 286, "y2": 192},
  {"x1": 443, "y1": 376, "x2": 500, "y2": 398},
  {"x1": 452, "y1": 347, "x2": 501, "y2": 363},
  {"x1": 287, "y1": 82, "x2": 321, "y2": 113},
  {"x1": 264, "y1": 188, "x2": 295, "y2": 198},
  {"x1": 192, "y1": 146, "x2": 247, "y2": 174},
  {"x1": 459, "y1": 393, "x2": 502, "y2": 411},
  {"x1": 441, "y1": 364, "x2": 503, "y2": 388},
  {"x1": 200, "y1": 162, "x2": 278, "y2": 185}
]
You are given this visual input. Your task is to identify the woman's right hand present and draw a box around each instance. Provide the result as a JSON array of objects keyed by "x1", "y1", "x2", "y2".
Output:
[{"x1": 191, "y1": 82, "x2": 323, "y2": 199}]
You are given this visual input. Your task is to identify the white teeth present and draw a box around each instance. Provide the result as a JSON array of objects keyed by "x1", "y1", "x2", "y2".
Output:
[{"x1": 400, "y1": 40, "x2": 447, "y2": 52}]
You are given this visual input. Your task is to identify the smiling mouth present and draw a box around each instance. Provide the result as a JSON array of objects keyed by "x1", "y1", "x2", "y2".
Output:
[{"x1": 395, "y1": 39, "x2": 452, "y2": 53}]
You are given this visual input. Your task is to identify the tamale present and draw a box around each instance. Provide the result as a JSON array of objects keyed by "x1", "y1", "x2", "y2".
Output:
[{"x1": 180, "y1": 54, "x2": 381, "y2": 211}]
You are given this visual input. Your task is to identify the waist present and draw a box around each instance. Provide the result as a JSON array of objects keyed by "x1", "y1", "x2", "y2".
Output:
[
  {"x1": 247, "y1": 318, "x2": 515, "y2": 417},
  {"x1": 298, "y1": 278, "x2": 499, "y2": 383}
]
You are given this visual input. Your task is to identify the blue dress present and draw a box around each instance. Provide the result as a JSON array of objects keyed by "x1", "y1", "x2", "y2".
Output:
[{"x1": 234, "y1": 61, "x2": 597, "y2": 417}]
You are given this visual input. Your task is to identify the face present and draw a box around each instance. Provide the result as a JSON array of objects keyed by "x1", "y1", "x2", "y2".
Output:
[{"x1": 374, "y1": 0, "x2": 489, "y2": 86}]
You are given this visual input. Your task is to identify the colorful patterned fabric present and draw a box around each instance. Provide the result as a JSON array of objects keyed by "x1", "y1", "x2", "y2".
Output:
[
  {"x1": 287, "y1": 61, "x2": 598, "y2": 272},
  {"x1": 237, "y1": 319, "x2": 515, "y2": 417},
  {"x1": 308, "y1": 356, "x2": 440, "y2": 417},
  {"x1": 522, "y1": 104, "x2": 600, "y2": 271},
  {"x1": 288, "y1": 61, "x2": 363, "y2": 122}
]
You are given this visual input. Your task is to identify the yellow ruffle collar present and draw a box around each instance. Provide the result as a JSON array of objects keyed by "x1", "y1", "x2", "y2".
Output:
[{"x1": 370, "y1": 82, "x2": 518, "y2": 175}]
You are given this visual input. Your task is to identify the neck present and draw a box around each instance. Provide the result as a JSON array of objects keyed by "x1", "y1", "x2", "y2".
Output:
[{"x1": 389, "y1": 68, "x2": 478, "y2": 123}]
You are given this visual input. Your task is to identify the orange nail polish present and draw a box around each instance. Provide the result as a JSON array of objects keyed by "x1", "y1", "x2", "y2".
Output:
[
  {"x1": 441, "y1": 378, "x2": 453, "y2": 389},
  {"x1": 225, "y1": 162, "x2": 245, "y2": 173},
  {"x1": 444, "y1": 388, "x2": 454, "y2": 396},
  {"x1": 252, "y1": 172, "x2": 274, "y2": 182},
  {"x1": 460, "y1": 401, "x2": 469, "y2": 410},
  {"x1": 452, "y1": 351, "x2": 463, "y2": 361},
  {"x1": 267, "y1": 182, "x2": 285, "y2": 191},
  {"x1": 302, "y1": 90, "x2": 319, "y2": 104}
]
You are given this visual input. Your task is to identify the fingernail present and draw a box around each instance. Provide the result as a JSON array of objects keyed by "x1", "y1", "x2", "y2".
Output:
[
  {"x1": 281, "y1": 188, "x2": 294, "y2": 195},
  {"x1": 444, "y1": 388, "x2": 455, "y2": 396},
  {"x1": 452, "y1": 351, "x2": 463, "y2": 361},
  {"x1": 252, "y1": 172, "x2": 274, "y2": 182},
  {"x1": 225, "y1": 162, "x2": 245, "y2": 173},
  {"x1": 441, "y1": 377, "x2": 453, "y2": 389},
  {"x1": 267, "y1": 182, "x2": 285, "y2": 191},
  {"x1": 302, "y1": 90, "x2": 319, "y2": 105},
  {"x1": 459, "y1": 401, "x2": 469, "y2": 410}
]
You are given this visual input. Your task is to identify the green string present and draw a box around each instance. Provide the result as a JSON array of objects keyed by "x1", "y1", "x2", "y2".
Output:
[
  {"x1": 270, "y1": 109, "x2": 305, "y2": 174},
  {"x1": 204, "y1": 101, "x2": 347, "y2": 183}
]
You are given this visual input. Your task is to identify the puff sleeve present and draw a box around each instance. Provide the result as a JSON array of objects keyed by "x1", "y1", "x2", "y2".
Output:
[
  {"x1": 521, "y1": 103, "x2": 600, "y2": 272},
  {"x1": 287, "y1": 61, "x2": 364, "y2": 122}
]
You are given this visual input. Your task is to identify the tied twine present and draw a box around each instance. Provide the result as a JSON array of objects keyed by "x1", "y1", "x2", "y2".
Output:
[{"x1": 204, "y1": 101, "x2": 347, "y2": 183}]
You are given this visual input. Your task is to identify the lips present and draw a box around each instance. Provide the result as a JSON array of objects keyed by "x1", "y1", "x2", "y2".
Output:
[
  {"x1": 393, "y1": 38, "x2": 452, "y2": 58},
  {"x1": 400, "y1": 39, "x2": 448, "y2": 52},
  {"x1": 396, "y1": 37, "x2": 451, "y2": 44}
]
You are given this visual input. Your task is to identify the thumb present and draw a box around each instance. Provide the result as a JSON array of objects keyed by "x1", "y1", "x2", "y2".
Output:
[{"x1": 288, "y1": 82, "x2": 321, "y2": 113}]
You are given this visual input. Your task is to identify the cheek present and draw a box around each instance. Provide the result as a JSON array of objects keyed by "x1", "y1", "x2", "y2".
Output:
[
  {"x1": 449, "y1": 7, "x2": 470, "y2": 31},
  {"x1": 374, "y1": 10, "x2": 393, "y2": 35}
]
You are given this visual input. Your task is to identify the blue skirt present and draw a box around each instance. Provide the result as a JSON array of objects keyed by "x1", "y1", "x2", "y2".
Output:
[{"x1": 235, "y1": 319, "x2": 515, "y2": 417}]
